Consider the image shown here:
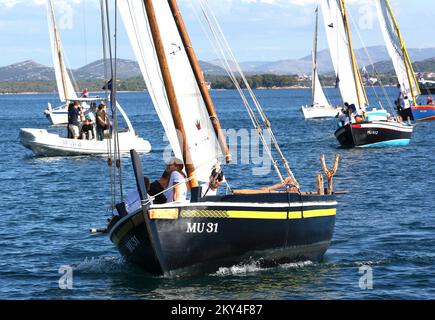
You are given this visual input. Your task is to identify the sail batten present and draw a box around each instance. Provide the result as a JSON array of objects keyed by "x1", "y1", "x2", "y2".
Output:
[{"x1": 119, "y1": 0, "x2": 223, "y2": 183}]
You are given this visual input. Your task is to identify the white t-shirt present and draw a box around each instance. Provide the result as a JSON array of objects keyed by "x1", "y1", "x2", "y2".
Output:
[{"x1": 165, "y1": 171, "x2": 188, "y2": 202}]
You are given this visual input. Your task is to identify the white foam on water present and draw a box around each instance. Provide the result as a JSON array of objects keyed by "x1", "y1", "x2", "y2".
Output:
[
  {"x1": 213, "y1": 260, "x2": 314, "y2": 276},
  {"x1": 72, "y1": 256, "x2": 126, "y2": 274}
]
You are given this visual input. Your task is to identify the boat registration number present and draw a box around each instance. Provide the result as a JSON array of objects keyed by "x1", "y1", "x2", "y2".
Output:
[{"x1": 186, "y1": 222, "x2": 218, "y2": 233}]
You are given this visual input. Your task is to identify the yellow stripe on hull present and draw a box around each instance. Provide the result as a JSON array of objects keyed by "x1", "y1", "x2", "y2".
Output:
[
  {"x1": 180, "y1": 208, "x2": 336, "y2": 219},
  {"x1": 112, "y1": 208, "x2": 336, "y2": 245},
  {"x1": 227, "y1": 210, "x2": 288, "y2": 219}
]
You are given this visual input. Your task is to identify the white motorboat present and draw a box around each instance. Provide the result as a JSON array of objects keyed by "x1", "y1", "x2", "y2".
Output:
[
  {"x1": 21, "y1": 101, "x2": 151, "y2": 157},
  {"x1": 20, "y1": 128, "x2": 151, "y2": 157}
]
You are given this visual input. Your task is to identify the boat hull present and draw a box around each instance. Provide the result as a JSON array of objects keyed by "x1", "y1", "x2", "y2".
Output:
[
  {"x1": 411, "y1": 105, "x2": 435, "y2": 122},
  {"x1": 335, "y1": 121, "x2": 413, "y2": 148},
  {"x1": 110, "y1": 193, "x2": 336, "y2": 277},
  {"x1": 19, "y1": 128, "x2": 151, "y2": 156},
  {"x1": 301, "y1": 105, "x2": 339, "y2": 119}
]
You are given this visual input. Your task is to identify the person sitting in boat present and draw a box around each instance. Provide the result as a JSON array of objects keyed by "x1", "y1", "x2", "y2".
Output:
[
  {"x1": 164, "y1": 157, "x2": 189, "y2": 203},
  {"x1": 201, "y1": 168, "x2": 224, "y2": 197},
  {"x1": 337, "y1": 108, "x2": 350, "y2": 127},
  {"x1": 79, "y1": 116, "x2": 95, "y2": 140},
  {"x1": 147, "y1": 170, "x2": 170, "y2": 204},
  {"x1": 68, "y1": 100, "x2": 84, "y2": 139},
  {"x1": 427, "y1": 96, "x2": 433, "y2": 105}
]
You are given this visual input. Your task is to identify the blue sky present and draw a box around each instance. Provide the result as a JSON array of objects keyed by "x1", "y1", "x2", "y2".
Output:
[{"x1": 0, "y1": 0, "x2": 434, "y2": 68}]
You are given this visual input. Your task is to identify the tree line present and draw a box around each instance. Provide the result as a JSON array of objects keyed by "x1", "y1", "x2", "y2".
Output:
[{"x1": 0, "y1": 73, "x2": 412, "y2": 94}]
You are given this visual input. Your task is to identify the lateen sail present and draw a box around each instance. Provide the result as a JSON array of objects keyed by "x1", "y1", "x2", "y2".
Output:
[
  {"x1": 46, "y1": 0, "x2": 77, "y2": 102},
  {"x1": 375, "y1": 0, "x2": 419, "y2": 100},
  {"x1": 312, "y1": 7, "x2": 330, "y2": 107},
  {"x1": 321, "y1": 0, "x2": 367, "y2": 110},
  {"x1": 119, "y1": 0, "x2": 223, "y2": 182}
]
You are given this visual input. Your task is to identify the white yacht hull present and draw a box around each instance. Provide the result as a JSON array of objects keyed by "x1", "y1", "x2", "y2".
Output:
[
  {"x1": 20, "y1": 128, "x2": 151, "y2": 156},
  {"x1": 301, "y1": 105, "x2": 339, "y2": 119}
]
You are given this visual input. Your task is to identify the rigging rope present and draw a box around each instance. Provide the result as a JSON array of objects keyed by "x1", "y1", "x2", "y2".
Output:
[
  {"x1": 101, "y1": 0, "x2": 115, "y2": 210},
  {"x1": 197, "y1": 0, "x2": 299, "y2": 188}
]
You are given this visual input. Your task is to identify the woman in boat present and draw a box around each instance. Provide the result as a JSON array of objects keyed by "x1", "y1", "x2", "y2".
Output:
[{"x1": 164, "y1": 157, "x2": 189, "y2": 202}]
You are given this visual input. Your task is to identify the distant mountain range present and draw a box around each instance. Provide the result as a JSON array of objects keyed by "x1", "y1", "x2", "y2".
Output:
[
  {"x1": 1, "y1": 46, "x2": 435, "y2": 82},
  {"x1": 0, "y1": 58, "x2": 226, "y2": 82}
]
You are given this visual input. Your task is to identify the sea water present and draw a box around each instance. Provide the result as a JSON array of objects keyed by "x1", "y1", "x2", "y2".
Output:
[{"x1": 0, "y1": 88, "x2": 434, "y2": 299}]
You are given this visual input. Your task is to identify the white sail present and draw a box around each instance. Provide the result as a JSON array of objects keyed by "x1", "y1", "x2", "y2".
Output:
[
  {"x1": 313, "y1": 71, "x2": 330, "y2": 107},
  {"x1": 118, "y1": 0, "x2": 222, "y2": 182},
  {"x1": 375, "y1": 0, "x2": 419, "y2": 100},
  {"x1": 320, "y1": 0, "x2": 367, "y2": 110},
  {"x1": 312, "y1": 8, "x2": 330, "y2": 107},
  {"x1": 46, "y1": 0, "x2": 77, "y2": 102}
]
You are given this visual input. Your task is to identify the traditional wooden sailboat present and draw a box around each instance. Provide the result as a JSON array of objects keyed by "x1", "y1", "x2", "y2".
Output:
[
  {"x1": 375, "y1": 0, "x2": 435, "y2": 122},
  {"x1": 321, "y1": 0, "x2": 413, "y2": 148},
  {"x1": 105, "y1": 0, "x2": 339, "y2": 277},
  {"x1": 301, "y1": 7, "x2": 339, "y2": 119}
]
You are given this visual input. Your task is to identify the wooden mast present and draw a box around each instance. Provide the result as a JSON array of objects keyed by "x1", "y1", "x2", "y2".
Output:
[
  {"x1": 143, "y1": 0, "x2": 198, "y2": 188},
  {"x1": 49, "y1": 0, "x2": 70, "y2": 104},
  {"x1": 168, "y1": 0, "x2": 231, "y2": 164},
  {"x1": 384, "y1": 0, "x2": 420, "y2": 105},
  {"x1": 340, "y1": 0, "x2": 368, "y2": 110}
]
